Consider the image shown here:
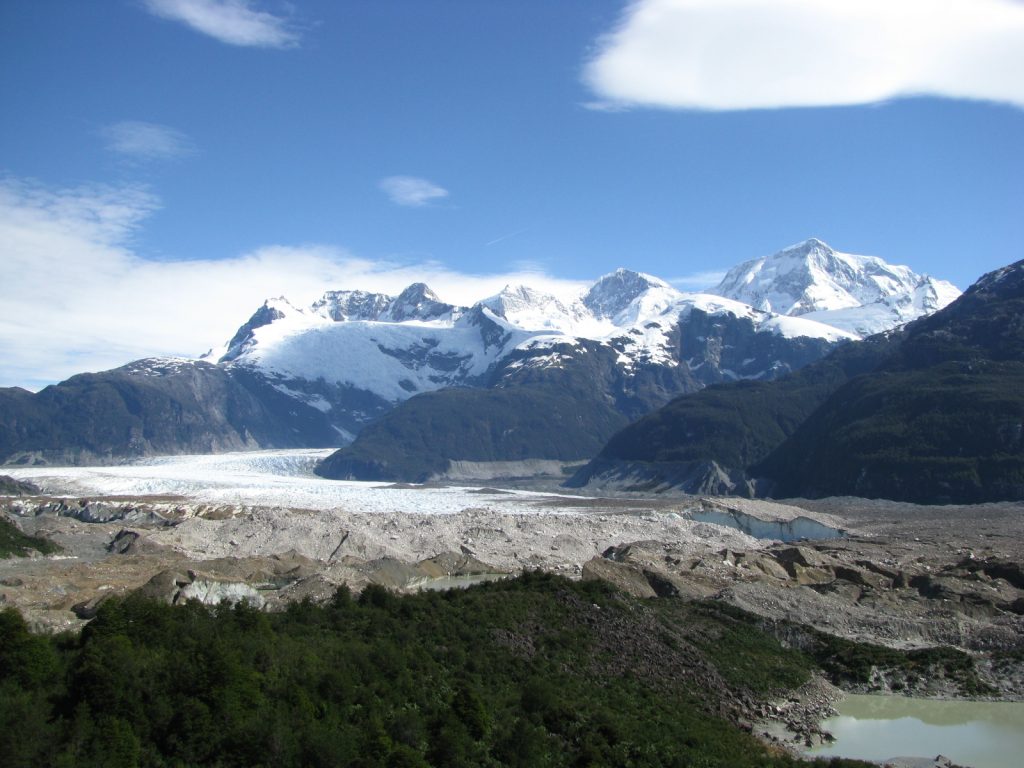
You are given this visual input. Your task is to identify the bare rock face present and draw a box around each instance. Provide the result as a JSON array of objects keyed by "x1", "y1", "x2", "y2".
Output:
[
  {"x1": 742, "y1": 552, "x2": 791, "y2": 581},
  {"x1": 136, "y1": 569, "x2": 265, "y2": 609},
  {"x1": 107, "y1": 529, "x2": 168, "y2": 555},
  {"x1": 135, "y1": 569, "x2": 190, "y2": 602},
  {"x1": 418, "y1": 551, "x2": 496, "y2": 578},
  {"x1": 774, "y1": 546, "x2": 837, "y2": 585},
  {"x1": 567, "y1": 458, "x2": 750, "y2": 495},
  {"x1": 179, "y1": 579, "x2": 265, "y2": 609}
]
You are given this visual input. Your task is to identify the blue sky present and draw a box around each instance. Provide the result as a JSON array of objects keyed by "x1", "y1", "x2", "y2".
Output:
[{"x1": 1, "y1": 0, "x2": 1023, "y2": 388}]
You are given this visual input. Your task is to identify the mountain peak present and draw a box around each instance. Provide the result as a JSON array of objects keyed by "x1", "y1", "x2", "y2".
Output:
[
  {"x1": 478, "y1": 284, "x2": 585, "y2": 331},
  {"x1": 583, "y1": 269, "x2": 675, "y2": 320},
  {"x1": 220, "y1": 297, "x2": 297, "y2": 362},
  {"x1": 711, "y1": 240, "x2": 960, "y2": 334},
  {"x1": 396, "y1": 282, "x2": 439, "y2": 302},
  {"x1": 484, "y1": 284, "x2": 553, "y2": 309},
  {"x1": 784, "y1": 237, "x2": 831, "y2": 253},
  {"x1": 312, "y1": 289, "x2": 392, "y2": 322},
  {"x1": 379, "y1": 283, "x2": 454, "y2": 323}
]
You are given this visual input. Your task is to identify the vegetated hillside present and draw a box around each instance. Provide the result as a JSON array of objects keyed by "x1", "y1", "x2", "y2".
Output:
[
  {"x1": 567, "y1": 332, "x2": 896, "y2": 493},
  {"x1": 576, "y1": 258, "x2": 1024, "y2": 504},
  {"x1": 0, "y1": 573, "x2": 875, "y2": 768},
  {"x1": 316, "y1": 385, "x2": 630, "y2": 482},
  {"x1": 0, "y1": 361, "x2": 343, "y2": 466},
  {"x1": 756, "y1": 259, "x2": 1024, "y2": 503}
]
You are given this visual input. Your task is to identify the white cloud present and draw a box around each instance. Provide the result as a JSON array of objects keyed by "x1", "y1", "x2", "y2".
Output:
[
  {"x1": 102, "y1": 121, "x2": 195, "y2": 161},
  {"x1": 143, "y1": 0, "x2": 300, "y2": 48},
  {"x1": 379, "y1": 176, "x2": 449, "y2": 208},
  {"x1": 0, "y1": 177, "x2": 586, "y2": 390},
  {"x1": 584, "y1": 0, "x2": 1024, "y2": 111}
]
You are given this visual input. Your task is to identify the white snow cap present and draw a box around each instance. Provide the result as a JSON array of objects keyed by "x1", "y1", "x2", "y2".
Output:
[
  {"x1": 214, "y1": 240, "x2": 954, "y2": 400},
  {"x1": 711, "y1": 238, "x2": 960, "y2": 337}
]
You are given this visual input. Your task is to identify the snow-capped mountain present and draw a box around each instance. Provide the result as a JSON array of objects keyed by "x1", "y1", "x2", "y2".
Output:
[
  {"x1": 712, "y1": 238, "x2": 960, "y2": 337},
  {"x1": 479, "y1": 285, "x2": 590, "y2": 332},
  {"x1": 220, "y1": 269, "x2": 857, "y2": 408},
  {"x1": 214, "y1": 240, "x2": 954, "y2": 441},
  {"x1": 582, "y1": 269, "x2": 679, "y2": 323},
  {"x1": 0, "y1": 238, "x2": 958, "y2": 467},
  {"x1": 310, "y1": 289, "x2": 391, "y2": 322}
]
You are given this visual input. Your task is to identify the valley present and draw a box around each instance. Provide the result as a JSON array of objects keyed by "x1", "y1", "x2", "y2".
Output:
[
  {"x1": 0, "y1": 239, "x2": 957, "y2": 482},
  {"x1": 3, "y1": 247, "x2": 1023, "y2": 765},
  {"x1": 6, "y1": 3, "x2": 1020, "y2": 761},
  {"x1": 3, "y1": 449, "x2": 1023, "y2": 764}
]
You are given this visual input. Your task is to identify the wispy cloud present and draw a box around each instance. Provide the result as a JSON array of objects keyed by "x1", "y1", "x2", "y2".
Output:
[
  {"x1": 485, "y1": 228, "x2": 530, "y2": 247},
  {"x1": 585, "y1": 0, "x2": 1024, "y2": 111},
  {"x1": 667, "y1": 270, "x2": 727, "y2": 292},
  {"x1": 102, "y1": 121, "x2": 195, "y2": 161},
  {"x1": 143, "y1": 0, "x2": 300, "y2": 49},
  {"x1": 379, "y1": 176, "x2": 449, "y2": 208},
  {"x1": 0, "y1": 177, "x2": 586, "y2": 390}
]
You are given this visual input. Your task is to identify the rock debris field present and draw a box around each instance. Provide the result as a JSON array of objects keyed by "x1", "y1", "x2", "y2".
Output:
[
  {"x1": 1, "y1": 450, "x2": 767, "y2": 626},
  {"x1": 2, "y1": 449, "x2": 1022, "y2": 687}
]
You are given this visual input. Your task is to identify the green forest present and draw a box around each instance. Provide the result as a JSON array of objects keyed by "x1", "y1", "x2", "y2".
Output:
[{"x1": 0, "y1": 573, "x2": 877, "y2": 768}]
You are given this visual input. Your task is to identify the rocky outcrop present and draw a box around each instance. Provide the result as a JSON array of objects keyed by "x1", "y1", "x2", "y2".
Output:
[
  {"x1": 137, "y1": 569, "x2": 266, "y2": 609},
  {"x1": 0, "y1": 475, "x2": 40, "y2": 496},
  {"x1": 582, "y1": 536, "x2": 1024, "y2": 657},
  {"x1": 566, "y1": 458, "x2": 754, "y2": 495}
]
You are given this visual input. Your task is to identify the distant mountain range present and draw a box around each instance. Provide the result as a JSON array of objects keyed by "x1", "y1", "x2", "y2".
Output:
[
  {"x1": 572, "y1": 257, "x2": 1024, "y2": 505},
  {"x1": 0, "y1": 239, "x2": 960, "y2": 477}
]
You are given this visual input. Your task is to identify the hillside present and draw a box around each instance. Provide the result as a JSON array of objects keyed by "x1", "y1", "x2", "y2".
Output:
[
  {"x1": 315, "y1": 385, "x2": 629, "y2": 482},
  {"x1": 574, "y1": 258, "x2": 1024, "y2": 504},
  {"x1": 315, "y1": 307, "x2": 842, "y2": 482},
  {"x1": 567, "y1": 332, "x2": 897, "y2": 494},
  {"x1": 0, "y1": 361, "x2": 347, "y2": 466},
  {"x1": 0, "y1": 573, "x2": 875, "y2": 768},
  {"x1": 756, "y1": 259, "x2": 1024, "y2": 503}
]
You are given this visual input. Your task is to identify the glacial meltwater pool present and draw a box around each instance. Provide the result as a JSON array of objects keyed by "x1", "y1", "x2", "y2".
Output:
[
  {"x1": 415, "y1": 573, "x2": 510, "y2": 591},
  {"x1": 806, "y1": 694, "x2": 1024, "y2": 768}
]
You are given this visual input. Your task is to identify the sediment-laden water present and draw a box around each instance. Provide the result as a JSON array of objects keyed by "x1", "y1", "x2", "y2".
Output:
[{"x1": 807, "y1": 694, "x2": 1024, "y2": 768}]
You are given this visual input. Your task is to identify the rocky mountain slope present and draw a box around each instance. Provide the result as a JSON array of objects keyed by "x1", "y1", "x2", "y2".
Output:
[
  {"x1": 0, "y1": 361, "x2": 345, "y2": 466},
  {"x1": 566, "y1": 332, "x2": 898, "y2": 495},
  {"x1": 0, "y1": 239, "x2": 956, "y2": 468},
  {"x1": 314, "y1": 301, "x2": 843, "y2": 481},
  {"x1": 317, "y1": 242, "x2": 956, "y2": 481},
  {"x1": 574, "y1": 258, "x2": 1024, "y2": 504}
]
